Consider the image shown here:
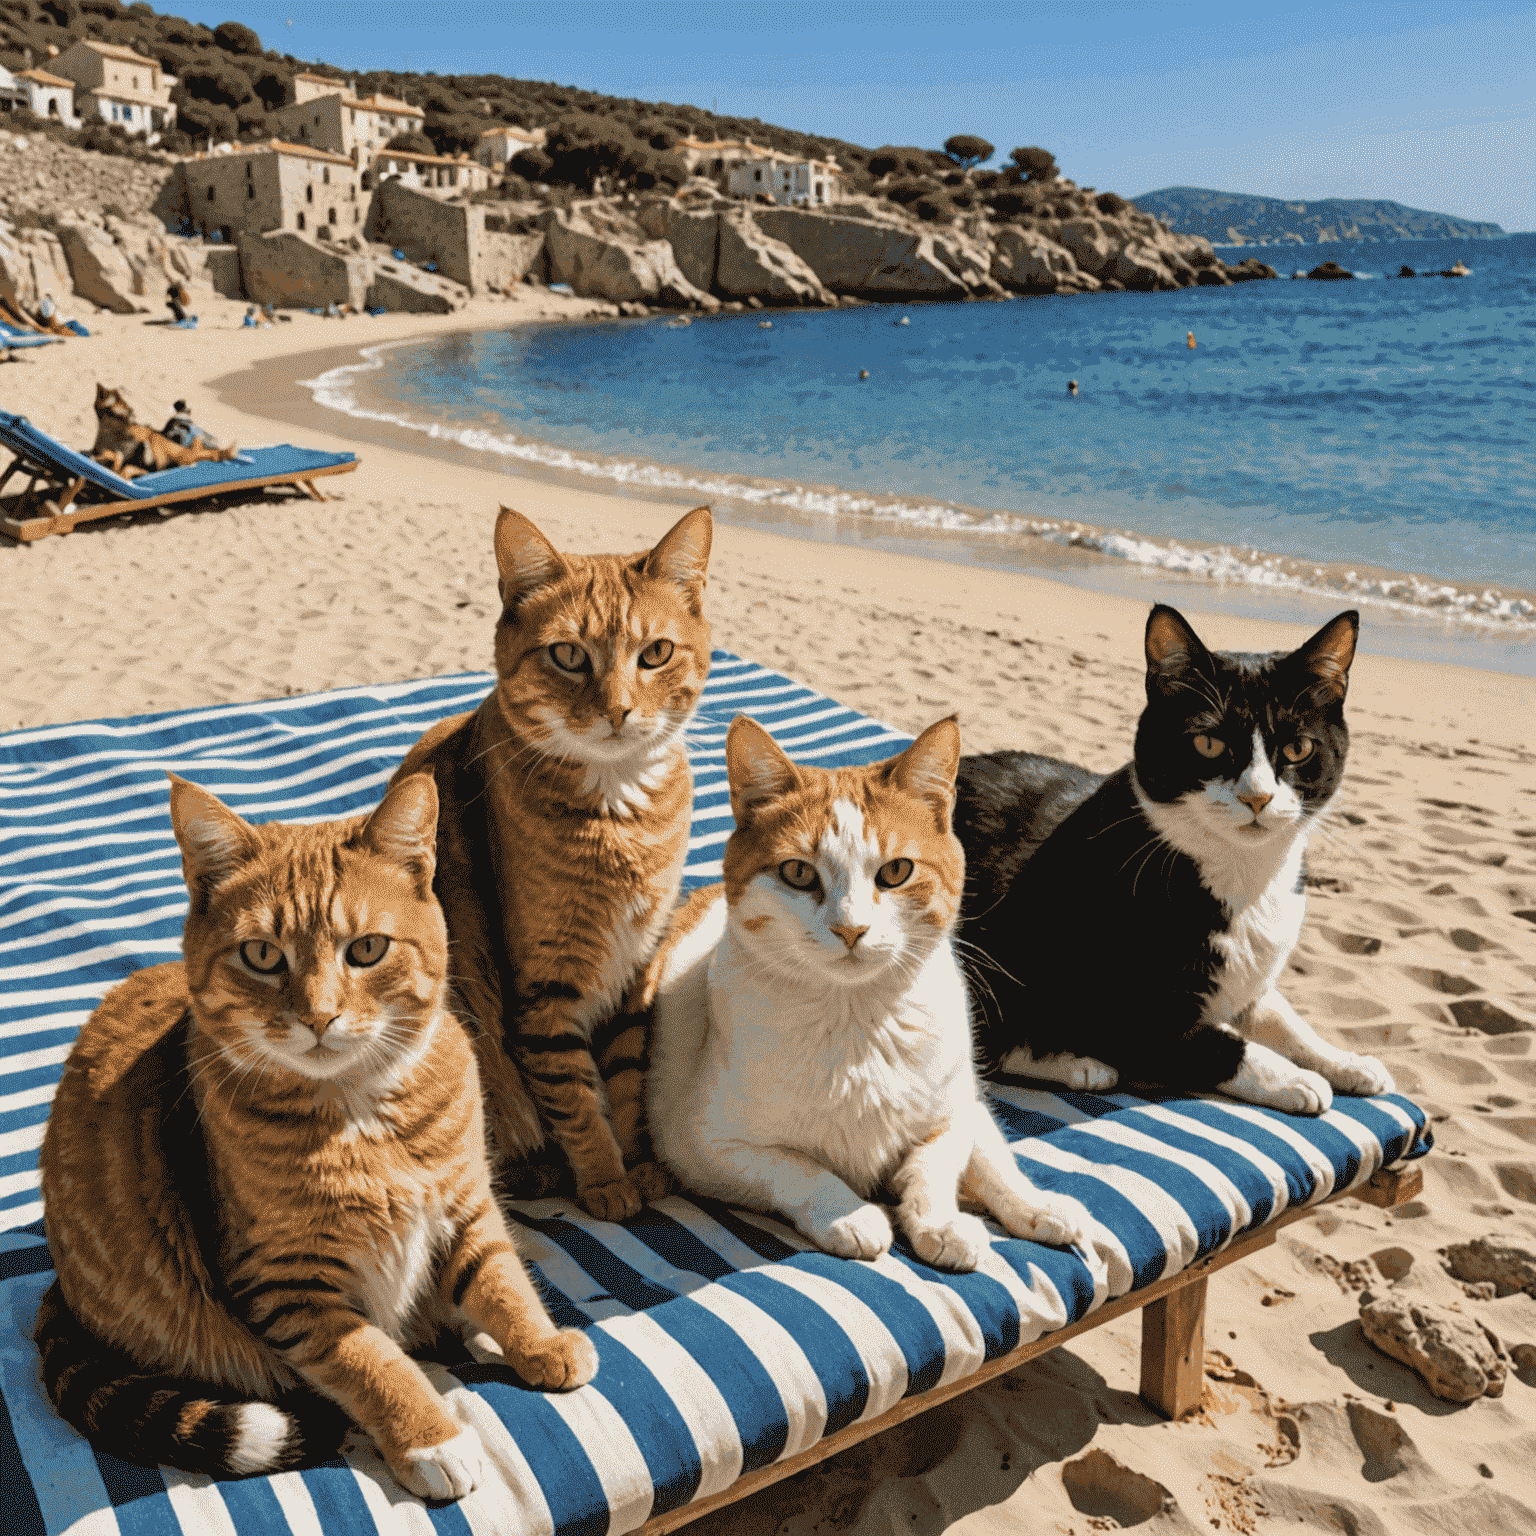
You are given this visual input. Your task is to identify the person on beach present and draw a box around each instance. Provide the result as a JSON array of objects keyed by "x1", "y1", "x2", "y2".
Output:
[
  {"x1": 160, "y1": 401, "x2": 220, "y2": 450},
  {"x1": 34, "y1": 292, "x2": 72, "y2": 336}
]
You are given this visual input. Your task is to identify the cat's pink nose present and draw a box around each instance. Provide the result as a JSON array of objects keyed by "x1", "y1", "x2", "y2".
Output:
[
  {"x1": 831, "y1": 924, "x2": 868, "y2": 950},
  {"x1": 1238, "y1": 790, "x2": 1273, "y2": 815}
]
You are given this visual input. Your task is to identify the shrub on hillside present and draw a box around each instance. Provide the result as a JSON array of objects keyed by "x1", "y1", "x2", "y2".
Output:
[
  {"x1": 213, "y1": 19, "x2": 260, "y2": 54},
  {"x1": 1008, "y1": 145, "x2": 1058, "y2": 183},
  {"x1": 942, "y1": 133, "x2": 993, "y2": 169},
  {"x1": 1095, "y1": 191, "x2": 1130, "y2": 215},
  {"x1": 385, "y1": 130, "x2": 436, "y2": 155},
  {"x1": 868, "y1": 144, "x2": 946, "y2": 180},
  {"x1": 509, "y1": 145, "x2": 553, "y2": 182}
]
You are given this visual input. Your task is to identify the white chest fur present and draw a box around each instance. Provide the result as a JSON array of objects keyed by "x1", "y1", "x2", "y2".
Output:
[
  {"x1": 649, "y1": 896, "x2": 980, "y2": 1203},
  {"x1": 349, "y1": 1183, "x2": 456, "y2": 1342},
  {"x1": 1135, "y1": 779, "x2": 1310, "y2": 1027}
]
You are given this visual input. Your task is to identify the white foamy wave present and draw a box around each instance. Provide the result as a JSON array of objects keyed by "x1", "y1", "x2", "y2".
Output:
[{"x1": 301, "y1": 345, "x2": 1536, "y2": 635}]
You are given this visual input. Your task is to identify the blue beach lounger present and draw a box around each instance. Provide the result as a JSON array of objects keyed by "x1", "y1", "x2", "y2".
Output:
[
  {"x1": 0, "y1": 322, "x2": 63, "y2": 357},
  {"x1": 0, "y1": 410, "x2": 359, "y2": 542},
  {"x1": 0, "y1": 657, "x2": 1431, "y2": 1536}
]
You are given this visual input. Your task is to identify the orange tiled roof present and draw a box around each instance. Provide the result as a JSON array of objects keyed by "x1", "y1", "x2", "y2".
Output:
[
  {"x1": 74, "y1": 39, "x2": 157, "y2": 67},
  {"x1": 16, "y1": 67, "x2": 74, "y2": 87}
]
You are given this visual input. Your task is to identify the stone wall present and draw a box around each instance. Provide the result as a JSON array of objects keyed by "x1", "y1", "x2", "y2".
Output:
[
  {"x1": 237, "y1": 230, "x2": 369, "y2": 310},
  {"x1": 365, "y1": 179, "x2": 481, "y2": 291}
]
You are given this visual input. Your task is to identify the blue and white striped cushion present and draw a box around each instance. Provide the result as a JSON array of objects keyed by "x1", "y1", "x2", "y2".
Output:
[{"x1": 0, "y1": 655, "x2": 1429, "y2": 1536}]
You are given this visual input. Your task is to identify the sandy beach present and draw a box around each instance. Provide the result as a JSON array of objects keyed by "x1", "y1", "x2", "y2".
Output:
[{"x1": 3, "y1": 296, "x2": 1534, "y2": 1534}]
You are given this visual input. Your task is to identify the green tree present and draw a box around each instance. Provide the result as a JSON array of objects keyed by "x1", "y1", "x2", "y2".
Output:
[
  {"x1": 942, "y1": 134, "x2": 993, "y2": 169},
  {"x1": 1008, "y1": 146, "x2": 1058, "y2": 183},
  {"x1": 213, "y1": 20, "x2": 261, "y2": 55}
]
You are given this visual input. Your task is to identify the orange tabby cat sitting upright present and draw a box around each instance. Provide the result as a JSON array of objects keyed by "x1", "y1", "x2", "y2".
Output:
[
  {"x1": 392, "y1": 504, "x2": 713, "y2": 1219},
  {"x1": 37, "y1": 773, "x2": 594, "y2": 1499}
]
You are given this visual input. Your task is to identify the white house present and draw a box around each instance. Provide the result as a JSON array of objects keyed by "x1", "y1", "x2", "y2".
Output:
[
  {"x1": 476, "y1": 123, "x2": 546, "y2": 169},
  {"x1": 51, "y1": 39, "x2": 176, "y2": 136},
  {"x1": 10, "y1": 66, "x2": 78, "y2": 126},
  {"x1": 371, "y1": 148, "x2": 491, "y2": 196},
  {"x1": 728, "y1": 156, "x2": 840, "y2": 207}
]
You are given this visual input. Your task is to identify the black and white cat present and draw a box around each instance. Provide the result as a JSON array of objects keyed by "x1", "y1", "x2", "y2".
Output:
[{"x1": 953, "y1": 604, "x2": 1395, "y2": 1114}]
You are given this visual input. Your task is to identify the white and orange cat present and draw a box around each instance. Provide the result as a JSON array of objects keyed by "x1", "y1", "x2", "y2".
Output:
[
  {"x1": 37, "y1": 773, "x2": 594, "y2": 1499},
  {"x1": 646, "y1": 716, "x2": 1093, "y2": 1272}
]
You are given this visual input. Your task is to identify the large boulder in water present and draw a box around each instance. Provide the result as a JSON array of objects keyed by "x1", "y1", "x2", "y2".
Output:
[
  {"x1": 990, "y1": 227, "x2": 1099, "y2": 293},
  {"x1": 541, "y1": 202, "x2": 718, "y2": 310},
  {"x1": 1308, "y1": 260, "x2": 1355, "y2": 280},
  {"x1": 750, "y1": 206, "x2": 979, "y2": 300},
  {"x1": 1222, "y1": 257, "x2": 1279, "y2": 282},
  {"x1": 637, "y1": 200, "x2": 835, "y2": 305}
]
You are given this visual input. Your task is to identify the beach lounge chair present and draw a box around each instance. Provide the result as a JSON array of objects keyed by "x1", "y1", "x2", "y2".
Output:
[
  {"x1": 0, "y1": 410, "x2": 359, "y2": 542},
  {"x1": 0, "y1": 656, "x2": 1430, "y2": 1536},
  {"x1": 0, "y1": 321, "x2": 62, "y2": 359}
]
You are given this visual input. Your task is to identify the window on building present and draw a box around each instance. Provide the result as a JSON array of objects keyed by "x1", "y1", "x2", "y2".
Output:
[
  {"x1": 353, "y1": 208, "x2": 360, "y2": 224},
  {"x1": 206, "y1": 185, "x2": 215, "y2": 201},
  {"x1": 245, "y1": 162, "x2": 252, "y2": 178},
  {"x1": 297, "y1": 211, "x2": 305, "y2": 231},
  {"x1": 754, "y1": 169, "x2": 761, "y2": 182},
  {"x1": 323, "y1": 167, "x2": 330, "y2": 184},
  {"x1": 246, "y1": 184, "x2": 254, "y2": 200},
  {"x1": 328, "y1": 208, "x2": 336, "y2": 226},
  {"x1": 306, "y1": 185, "x2": 313, "y2": 203}
]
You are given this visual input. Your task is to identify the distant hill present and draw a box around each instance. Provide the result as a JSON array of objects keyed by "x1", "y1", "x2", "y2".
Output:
[{"x1": 1131, "y1": 188, "x2": 1505, "y2": 246}]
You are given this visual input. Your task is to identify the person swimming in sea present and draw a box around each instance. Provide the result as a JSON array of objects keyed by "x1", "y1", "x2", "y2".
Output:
[
  {"x1": 1187, "y1": 330, "x2": 1197, "y2": 349},
  {"x1": 1067, "y1": 379, "x2": 1078, "y2": 396}
]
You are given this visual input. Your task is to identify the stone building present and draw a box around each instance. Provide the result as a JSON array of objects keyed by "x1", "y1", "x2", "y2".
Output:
[
  {"x1": 727, "y1": 156, "x2": 840, "y2": 207},
  {"x1": 176, "y1": 141, "x2": 364, "y2": 243},
  {"x1": 8, "y1": 67, "x2": 77, "y2": 126},
  {"x1": 267, "y1": 82, "x2": 426, "y2": 160},
  {"x1": 51, "y1": 39, "x2": 176, "y2": 136},
  {"x1": 476, "y1": 123, "x2": 546, "y2": 169}
]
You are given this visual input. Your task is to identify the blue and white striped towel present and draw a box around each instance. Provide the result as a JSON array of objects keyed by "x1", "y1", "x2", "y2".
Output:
[{"x1": 0, "y1": 654, "x2": 1429, "y2": 1536}]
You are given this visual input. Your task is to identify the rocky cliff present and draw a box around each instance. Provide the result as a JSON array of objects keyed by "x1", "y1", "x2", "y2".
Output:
[
  {"x1": 1, "y1": 123, "x2": 1278, "y2": 326},
  {"x1": 1133, "y1": 187, "x2": 1507, "y2": 246}
]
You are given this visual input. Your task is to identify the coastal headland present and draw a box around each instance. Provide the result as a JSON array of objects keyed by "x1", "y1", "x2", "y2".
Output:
[{"x1": 3, "y1": 277, "x2": 1534, "y2": 1534}]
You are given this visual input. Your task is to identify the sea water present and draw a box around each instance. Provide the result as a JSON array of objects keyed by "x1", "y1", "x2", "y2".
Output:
[{"x1": 307, "y1": 232, "x2": 1536, "y2": 670}]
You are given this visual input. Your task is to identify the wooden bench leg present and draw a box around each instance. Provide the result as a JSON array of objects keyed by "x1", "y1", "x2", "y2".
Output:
[{"x1": 1140, "y1": 1275, "x2": 1207, "y2": 1419}]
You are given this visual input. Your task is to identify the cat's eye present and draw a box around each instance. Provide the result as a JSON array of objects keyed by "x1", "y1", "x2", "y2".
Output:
[
  {"x1": 1283, "y1": 738, "x2": 1315, "y2": 763},
  {"x1": 778, "y1": 859, "x2": 818, "y2": 890},
  {"x1": 240, "y1": 940, "x2": 287, "y2": 975},
  {"x1": 638, "y1": 639, "x2": 674, "y2": 669},
  {"x1": 875, "y1": 858, "x2": 914, "y2": 889},
  {"x1": 346, "y1": 934, "x2": 390, "y2": 967},
  {"x1": 549, "y1": 642, "x2": 589, "y2": 673},
  {"x1": 1192, "y1": 734, "x2": 1226, "y2": 758}
]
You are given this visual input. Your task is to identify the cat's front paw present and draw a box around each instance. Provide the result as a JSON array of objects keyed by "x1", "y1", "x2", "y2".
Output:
[
  {"x1": 577, "y1": 1175, "x2": 642, "y2": 1222},
  {"x1": 393, "y1": 1426, "x2": 484, "y2": 1502},
  {"x1": 1320, "y1": 1052, "x2": 1396, "y2": 1097},
  {"x1": 627, "y1": 1160, "x2": 674, "y2": 1203},
  {"x1": 1268, "y1": 1068, "x2": 1333, "y2": 1116},
  {"x1": 906, "y1": 1213, "x2": 990, "y2": 1272},
  {"x1": 808, "y1": 1202, "x2": 892, "y2": 1261},
  {"x1": 994, "y1": 1190, "x2": 1094, "y2": 1250},
  {"x1": 511, "y1": 1328, "x2": 599, "y2": 1391}
]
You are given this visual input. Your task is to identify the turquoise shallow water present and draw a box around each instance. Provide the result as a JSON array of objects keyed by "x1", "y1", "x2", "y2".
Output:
[{"x1": 308, "y1": 232, "x2": 1535, "y2": 655}]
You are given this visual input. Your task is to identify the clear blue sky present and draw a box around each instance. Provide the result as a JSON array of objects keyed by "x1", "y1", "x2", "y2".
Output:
[{"x1": 179, "y1": 1, "x2": 1533, "y2": 231}]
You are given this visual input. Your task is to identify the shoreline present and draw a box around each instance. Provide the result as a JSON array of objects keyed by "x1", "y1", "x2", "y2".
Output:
[
  {"x1": 2, "y1": 294, "x2": 1534, "y2": 1536},
  {"x1": 212, "y1": 317, "x2": 1536, "y2": 678}
]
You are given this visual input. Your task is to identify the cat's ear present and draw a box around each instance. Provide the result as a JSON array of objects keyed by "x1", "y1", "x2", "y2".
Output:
[
  {"x1": 1144, "y1": 604, "x2": 1212, "y2": 696},
  {"x1": 167, "y1": 773, "x2": 258, "y2": 906},
  {"x1": 726, "y1": 715, "x2": 799, "y2": 824},
  {"x1": 643, "y1": 506, "x2": 713, "y2": 608},
  {"x1": 356, "y1": 774, "x2": 439, "y2": 887},
  {"x1": 1289, "y1": 610, "x2": 1358, "y2": 701},
  {"x1": 494, "y1": 507, "x2": 568, "y2": 612},
  {"x1": 891, "y1": 715, "x2": 961, "y2": 827}
]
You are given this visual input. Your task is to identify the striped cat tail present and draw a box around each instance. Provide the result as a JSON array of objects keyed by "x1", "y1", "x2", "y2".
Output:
[{"x1": 34, "y1": 1281, "x2": 345, "y2": 1476}]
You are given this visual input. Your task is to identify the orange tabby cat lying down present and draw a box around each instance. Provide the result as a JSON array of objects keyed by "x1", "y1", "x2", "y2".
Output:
[
  {"x1": 392, "y1": 504, "x2": 713, "y2": 1220},
  {"x1": 37, "y1": 773, "x2": 593, "y2": 1498}
]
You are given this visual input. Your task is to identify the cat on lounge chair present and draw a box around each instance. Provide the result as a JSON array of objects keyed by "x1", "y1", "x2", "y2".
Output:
[
  {"x1": 90, "y1": 383, "x2": 239, "y2": 477},
  {"x1": 953, "y1": 605, "x2": 1395, "y2": 1115}
]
